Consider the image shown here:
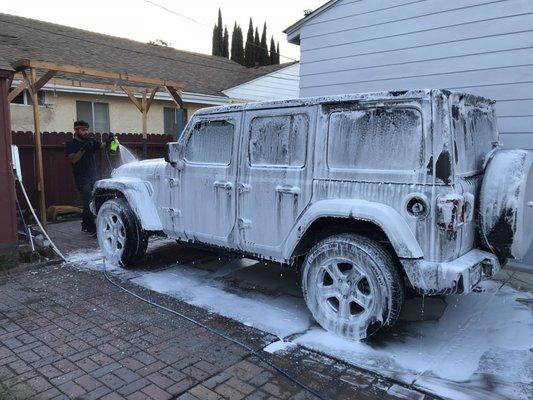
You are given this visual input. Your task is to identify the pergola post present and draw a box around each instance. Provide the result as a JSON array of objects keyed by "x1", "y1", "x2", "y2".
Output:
[
  {"x1": 142, "y1": 89, "x2": 148, "y2": 158},
  {"x1": 0, "y1": 62, "x2": 18, "y2": 268},
  {"x1": 24, "y1": 69, "x2": 47, "y2": 228}
]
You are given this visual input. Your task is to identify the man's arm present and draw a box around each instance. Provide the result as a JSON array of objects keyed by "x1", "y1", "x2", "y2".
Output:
[{"x1": 68, "y1": 149, "x2": 85, "y2": 164}]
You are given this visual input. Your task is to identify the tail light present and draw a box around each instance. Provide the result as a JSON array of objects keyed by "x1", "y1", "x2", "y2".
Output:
[{"x1": 437, "y1": 194, "x2": 474, "y2": 231}]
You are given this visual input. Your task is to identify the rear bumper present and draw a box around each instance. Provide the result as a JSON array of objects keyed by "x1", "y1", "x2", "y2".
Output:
[{"x1": 400, "y1": 249, "x2": 500, "y2": 295}]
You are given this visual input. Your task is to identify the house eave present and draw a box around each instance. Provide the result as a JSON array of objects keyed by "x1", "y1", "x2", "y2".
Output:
[
  {"x1": 11, "y1": 80, "x2": 231, "y2": 106},
  {"x1": 284, "y1": 0, "x2": 341, "y2": 45}
]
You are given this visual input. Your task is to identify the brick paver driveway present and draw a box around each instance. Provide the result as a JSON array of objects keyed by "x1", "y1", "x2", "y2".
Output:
[{"x1": 0, "y1": 259, "x2": 431, "y2": 400}]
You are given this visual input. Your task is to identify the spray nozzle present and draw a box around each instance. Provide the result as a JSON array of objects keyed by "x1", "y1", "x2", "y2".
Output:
[{"x1": 107, "y1": 133, "x2": 120, "y2": 153}]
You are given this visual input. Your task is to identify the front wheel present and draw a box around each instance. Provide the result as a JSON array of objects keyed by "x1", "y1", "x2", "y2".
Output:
[
  {"x1": 96, "y1": 198, "x2": 148, "y2": 267},
  {"x1": 301, "y1": 234, "x2": 404, "y2": 340}
]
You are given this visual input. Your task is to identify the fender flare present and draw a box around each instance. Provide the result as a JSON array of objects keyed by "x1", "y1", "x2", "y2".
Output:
[
  {"x1": 282, "y1": 199, "x2": 423, "y2": 259},
  {"x1": 93, "y1": 178, "x2": 163, "y2": 231}
]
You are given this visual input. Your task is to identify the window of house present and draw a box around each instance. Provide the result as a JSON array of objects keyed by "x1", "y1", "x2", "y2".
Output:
[
  {"x1": 184, "y1": 119, "x2": 234, "y2": 164},
  {"x1": 164, "y1": 107, "x2": 188, "y2": 137},
  {"x1": 249, "y1": 114, "x2": 308, "y2": 167},
  {"x1": 10, "y1": 88, "x2": 46, "y2": 106},
  {"x1": 327, "y1": 107, "x2": 423, "y2": 171},
  {"x1": 76, "y1": 101, "x2": 110, "y2": 133}
]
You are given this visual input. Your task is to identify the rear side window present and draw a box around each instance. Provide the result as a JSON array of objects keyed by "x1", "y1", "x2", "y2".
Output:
[
  {"x1": 453, "y1": 105, "x2": 497, "y2": 174},
  {"x1": 327, "y1": 108, "x2": 423, "y2": 171},
  {"x1": 249, "y1": 114, "x2": 308, "y2": 167},
  {"x1": 185, "y1": 119, "x2": 234, "y2": 164}
]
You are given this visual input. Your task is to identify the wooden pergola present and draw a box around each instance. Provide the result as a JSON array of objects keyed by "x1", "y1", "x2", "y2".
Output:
[{"x1": 7, "y1": 59, "x2": 184, "y2": 229}]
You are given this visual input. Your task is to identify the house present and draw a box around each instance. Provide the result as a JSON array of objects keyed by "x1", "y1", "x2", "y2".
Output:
[
  {"x1": 285, "y1": 0, "x2": 533, "y2": 267},
  {"x1": 222, "y1": 63, "x2": 300, "y2": 102},
  {"x1": 0, "y1": 13, "x2": 294, "y2": 136}
]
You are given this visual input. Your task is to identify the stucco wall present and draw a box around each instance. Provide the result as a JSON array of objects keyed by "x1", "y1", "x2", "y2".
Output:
[{"x1": 10, "y1": 91, "x2": 207, "y2": 134}]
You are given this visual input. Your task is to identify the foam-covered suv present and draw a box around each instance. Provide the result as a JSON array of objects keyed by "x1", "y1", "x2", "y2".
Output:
[{"x1": 92, "y1": 89, "x2": 532, "y2": 339}]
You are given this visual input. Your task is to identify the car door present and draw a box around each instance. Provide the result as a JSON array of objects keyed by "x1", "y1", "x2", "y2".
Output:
[
  {"x1": 174, "y1": 112, "x2": 241, "y2": 247},
  {"x1": 237, "y1": 106, "x2": 315, "y2": 259}
]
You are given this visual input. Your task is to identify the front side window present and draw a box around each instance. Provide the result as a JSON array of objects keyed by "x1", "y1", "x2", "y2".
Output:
[
  {"x1": 327, "y1": 107, "x2": 423, "y2": 171},
  {"x1": 249, "y1": 114, "x2": 308, "y2": 167},
  {"x1": 184, "y1": 119, "x2": 234, "y2": 164}
]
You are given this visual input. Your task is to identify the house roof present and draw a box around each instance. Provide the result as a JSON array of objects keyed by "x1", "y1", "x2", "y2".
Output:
[
  {"x1": 284, "y1": 0, "x2": 341, "y2": 44},
  {"x1": 0, "y1": 13, "x2": 290, "y2": 97},
  {"x1": 0, "y1": 56, "x2": 13, "y2": 72}
]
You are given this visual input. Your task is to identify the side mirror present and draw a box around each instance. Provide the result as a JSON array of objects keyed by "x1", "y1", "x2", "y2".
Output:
[{"x1": 164, "y1": 142, "x2": 184, "y2": 170}]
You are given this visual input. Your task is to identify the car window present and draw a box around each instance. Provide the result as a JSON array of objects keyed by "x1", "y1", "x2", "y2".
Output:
[
  {"x1": 327, "y1": 107, "x2": 423, "y2": 171},
  {"x1": 184, "y1": 119, "x2": 234, "y2": 164},
  {"x1": 453, "y1": 106, "x2": 496, "y2": 174},
  {"x1": 249, "y1": 114, "x2": 308, "y2": 167}
]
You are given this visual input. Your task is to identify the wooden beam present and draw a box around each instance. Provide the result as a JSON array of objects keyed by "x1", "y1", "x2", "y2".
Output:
[
  {"x1": 34, "y1": 70, "x2": 57, "y2": 91},
  {"x1": 27, "y1": 68, "x2": 47, "y2": 229},
  {"x1": 141, "y1": 90, "x2": 148, "y2": 140},
  {"x1": 13, "y1": 59, "x2": 184, "y2": 89},
  {"x1": 120, "y1": 86, "x2": 142, "y2": 112},
  {"x1": 165, "y1": 86, "x2": 184, "y2": 109},
  {"x1": 145, "y1": 86, "x2": 160, "y2": 113},
  {"x1": 8, "y1": 80, "x2": 27, "y2": 103}
]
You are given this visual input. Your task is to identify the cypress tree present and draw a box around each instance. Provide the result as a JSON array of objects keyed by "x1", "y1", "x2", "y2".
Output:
[
  {"x1": 212, "y1": 9, "x2": 224, "y2": 56},
  {"x1": 236, "y1": 25, "x2": 245, "y2": 65},
  {"x1": 230, "y1": 22, "x2": 238, "y2": 61},
  {"x1": 276, "y1": 42, "x2": 280, "y2": 64},
  {"x1": 254, "y1": 27, "x2": 260, "y2": 67},
  {"x1": 222, "y1": 26, "x2": 229, "y2": 58},
  {"x1": 259, "y1": 23, "x2": 269, "y2": 66},
  {"x1": 269, "y1": 36, "x2": 276, "y2": 65},
  {"x1": 244, "y1": 18, "x2": 255, "y2": 67},
  {"x1": 212, "y1": 25, "x2": 219, "y2": 56}
]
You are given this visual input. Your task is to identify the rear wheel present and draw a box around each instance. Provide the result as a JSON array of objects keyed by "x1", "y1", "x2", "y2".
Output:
[
  {"x1": 96, "y1": 198, "x2": 148, "y2": 267},
  {"x1": 301, "y1": 234, "x2": 404, "y2": 340}
]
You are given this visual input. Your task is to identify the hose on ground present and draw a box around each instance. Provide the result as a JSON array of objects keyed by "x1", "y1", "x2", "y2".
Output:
[
  {"x1": 16, "y1": 178, "x2": 66, "y2": 261},
  {"x1": 102, "y1": 259, "x2": 328, "y2": 400}
]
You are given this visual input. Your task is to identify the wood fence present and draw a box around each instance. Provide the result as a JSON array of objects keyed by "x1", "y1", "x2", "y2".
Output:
[{"x1": 12, "y1": 131, "x2": 173, "y2": 215}]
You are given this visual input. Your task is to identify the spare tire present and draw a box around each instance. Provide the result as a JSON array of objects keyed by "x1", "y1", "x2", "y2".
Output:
[{"x1": 479, "y1": 149, "x2": 533, "y2": 261}]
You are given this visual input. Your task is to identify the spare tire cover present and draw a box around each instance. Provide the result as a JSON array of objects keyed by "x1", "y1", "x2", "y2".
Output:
[{"x1": 479, "y1": 149, "x2": 533, "y2": 260}]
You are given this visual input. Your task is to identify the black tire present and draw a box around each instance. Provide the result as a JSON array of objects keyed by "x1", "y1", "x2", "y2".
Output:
[
  {"x1": 301, "y1": 234, "x2": 404, "y2": 340},
  {"x1": 96, "y1": 198, "x2": 148, "y2": 267}
]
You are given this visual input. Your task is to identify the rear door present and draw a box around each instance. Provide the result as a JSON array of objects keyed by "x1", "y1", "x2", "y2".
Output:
[
  {"x1": 237, "y1": 106, "x2": 315, "y2": 258},
  {"x1": 176, "y1": 113, "x2": 240, "y2": 247}
]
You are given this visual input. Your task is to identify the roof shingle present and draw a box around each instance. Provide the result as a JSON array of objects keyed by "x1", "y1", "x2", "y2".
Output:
[{"x1": 0, "y1": 13, "x2": 293, "y2": 96}]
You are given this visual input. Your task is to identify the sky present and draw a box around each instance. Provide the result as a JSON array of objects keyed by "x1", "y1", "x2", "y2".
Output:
[{"x1": 0, "y1": 0, "x2": 326, "y2": 62}]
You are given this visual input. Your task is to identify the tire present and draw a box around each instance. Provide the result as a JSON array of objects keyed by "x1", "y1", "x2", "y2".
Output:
[
  {"x1": 479, "y1": 149, "x2": 533, "y2": 261},
  {"x1": 96, "y1": 198, "x2": 148, "y2": 267},
  {"x1": 301, "y1": 234, "x2": 404, "y2": 340}
]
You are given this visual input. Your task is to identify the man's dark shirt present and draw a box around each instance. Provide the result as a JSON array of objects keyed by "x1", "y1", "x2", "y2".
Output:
[{"x1": 65, "y1": 138, "x2": 100, "y2": 187}]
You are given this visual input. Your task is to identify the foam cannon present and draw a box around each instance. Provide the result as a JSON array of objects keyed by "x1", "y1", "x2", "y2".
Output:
[{"x1": 107, "y1": 133, "x2": 120, "y2": 153}]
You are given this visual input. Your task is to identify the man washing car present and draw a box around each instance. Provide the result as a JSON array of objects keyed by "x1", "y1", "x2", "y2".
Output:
[{"x1": 66, "y1": 120, "x2": 112, "y2": 236}]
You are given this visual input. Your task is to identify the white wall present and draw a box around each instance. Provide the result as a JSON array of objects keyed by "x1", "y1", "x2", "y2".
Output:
[
  {"x1": 294, "y1": 0, "x2": 533, "y2": 265},
  {"x1": 223, "y1": 64, "x2": 300, "y2": 102}
]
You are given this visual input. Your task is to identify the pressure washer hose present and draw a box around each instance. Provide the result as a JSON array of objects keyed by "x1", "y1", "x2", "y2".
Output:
[
  {"x1": 17, "y1": 178, "x2": 66, "y2": 261},
  {"x1": 102, "y1": 259, "x2": 327, "y2": 400}
]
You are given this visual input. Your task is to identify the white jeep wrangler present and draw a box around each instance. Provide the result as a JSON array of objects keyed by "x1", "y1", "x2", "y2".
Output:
[{"x1": 92, "y1": 89, "x2": 532, "y2": 340}]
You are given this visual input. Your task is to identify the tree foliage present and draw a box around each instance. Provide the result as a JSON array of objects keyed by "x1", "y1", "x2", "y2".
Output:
[{"x1": 213, "y1": 10, "x2": 280, "y2": 67}]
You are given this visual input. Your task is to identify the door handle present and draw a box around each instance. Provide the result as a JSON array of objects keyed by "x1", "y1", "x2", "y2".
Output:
[
  {"x1": 528, "y1": 201, "x2": 533, "y2": 208},
  {"x1": 213, "y1": 181, "x2": 233, "y2": 191},
  {"x1": 275, "y1": 185, "x2": 300, "y2": 196}
]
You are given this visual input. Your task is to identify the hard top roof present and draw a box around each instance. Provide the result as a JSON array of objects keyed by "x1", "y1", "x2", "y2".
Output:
[{"x1": 194, "y1": 89, "x2": 494, "y2": 116}]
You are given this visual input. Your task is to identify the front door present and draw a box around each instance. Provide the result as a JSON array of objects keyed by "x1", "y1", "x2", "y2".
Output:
[
  {"x1": 237, "y1": 106, "x2": 315, "y2": 259},
  {"x1": 175, "y1": 113, "x2": 241, "y2": 247}
]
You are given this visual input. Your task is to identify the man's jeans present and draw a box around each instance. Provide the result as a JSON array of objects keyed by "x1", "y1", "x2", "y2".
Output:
[{"x1": 78, "y1": 181, "x2": 96, "y2": 232}]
